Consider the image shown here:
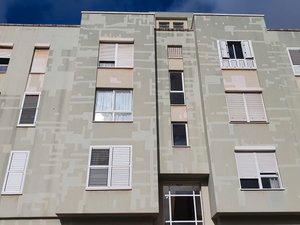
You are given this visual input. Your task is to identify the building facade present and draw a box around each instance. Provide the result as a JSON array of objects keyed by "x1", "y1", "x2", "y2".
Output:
[{"x1": 0, "y1": 11, "x2": 300, "y2": 225}]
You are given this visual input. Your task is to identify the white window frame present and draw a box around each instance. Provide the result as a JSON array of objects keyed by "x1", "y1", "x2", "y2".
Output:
[
  {"x1": 234, "y1": 148, "x2": 283, "y2": 191},
  {"x1": 287, "y1": 47, "x2": 300, "y2": 76},
  {"x1": 98, "y1": 42, "x2": 134, "y2": 68},
  {"x1": 17, "y1": 92, "x2": 41, "y2": 127},
  {"x1": 86, "y1": 145, "x2": 132, "y2": 190},
  {"x1": 171, "y1": 122, "x2": 189, "y2": 147},
  {"x1": 94, "y1": 89, "x2": 133, "y2": 122},
  {"x1": 1, "y1": 151, "x2": 30, "y2": 195},
  {"x1": 225, "y1": 92, "x2": 268, "y2": 123},
  {"x1": 170, "y1": 71, "x2": 185, "y2": 105},
  {"x1": 0, "y1": 46, "x2": 13, "y2": 74},
  {"x1": 164, "y1": 188, "x2": 204, "y2": 225},
  {"x1": 217, "y1": 40, "x2": 257, "y2": 70}
]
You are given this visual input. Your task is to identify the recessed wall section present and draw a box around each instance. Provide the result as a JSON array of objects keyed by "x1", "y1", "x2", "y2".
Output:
[
  {"x1": 97, "y1": 68, "x2": 133, "y2": 89},
  {"x1": 171, "y1": 105, "x2": 188, "y2": 122},
  {"x1": 222, "y1": 69, "x2": 261, "y2": 91},
  {"x1": 25, "y1": 74, "x2": 45, "y2": 92},
  {"x1": 168, "y1": 58, "x2": 184, "y2": 71}
]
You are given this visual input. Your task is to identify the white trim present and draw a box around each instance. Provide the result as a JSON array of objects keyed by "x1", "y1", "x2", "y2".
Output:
[
  {"x1": 86, "y1": 145, "x2": 132, "y2": 190},
  {"x1": 1, "y1": 151, "x2": 30, "y2": 195},
  {"x1": 287, "y1": 47, "x2": 300, "y2": 76},
  {"x1": 99, "y1": 37, "x2": 134, "y2": 43},
  {"x1": 0, "y1": 43, "x2": 14, "y2": 47},
  {"x1": 171, "y1": 122, "x2": 189, "y2": 147},
  {"x1": 235, "y1": 146, "x2": 276, "y2": 151},
  {"x1": 17, "y1": 92, "x2": 41, "y2": 127},
  {"x1": 34, "y1": 43, "x2": 50, "y2": 48}
]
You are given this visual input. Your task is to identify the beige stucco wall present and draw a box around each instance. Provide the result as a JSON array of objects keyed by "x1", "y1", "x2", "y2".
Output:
[{"x1": 97, "y1": 68, "x2": 133, "y2": 88}]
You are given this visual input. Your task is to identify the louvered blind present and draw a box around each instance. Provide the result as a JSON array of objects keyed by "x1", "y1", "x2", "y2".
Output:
[
  {"x1": 219, "y1": 41, "x2": 229, "y2": 58},
  {"x1": 244, "y1": 93, "x2": 267, "y2": 122},
  {"x1": 168, "y1": 46, "x2": 182, "y2": 58},
  {"x1": 0, "y1": 47, "x2": 12, "y2": 58},
  {"x1": 241, "y1": 41, "x2": 253, "y2": 59},
  {"x1": 111, "y1": 146, "x2": 131, "y2": 187},
  {"x1": 256, "y1": 152, "x2": 278, "y2": 173},
  {"x1": 99, "y1": 43, "x2": 116, "y2": 62},
  {"x1": 19, "y1": 94, "x2": 39, "y2": 125},
  {"x1": 2, "y1": 151, "x2": 29, "y2": 194},
  {"x1": 30, "y1": 48, "x2": 49, "y2": 73},
  {"x1": 116, "y1": 44, "x2": 134, "y2": 67},
  {"x1": 235, "y1": 152, "x2": 257, "y2": 178},
  {"x1": 226, "y1": 93, "x2": 247, "y2": 122}
]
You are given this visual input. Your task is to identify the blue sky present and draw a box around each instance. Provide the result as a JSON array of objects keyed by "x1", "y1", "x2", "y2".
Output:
[{"x1": 0, "y1": 0, "x2": 299, "y2": 29}]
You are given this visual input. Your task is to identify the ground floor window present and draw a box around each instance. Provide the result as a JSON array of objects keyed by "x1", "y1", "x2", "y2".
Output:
[{"x1": 163, "y1": 185, "x2": 203, "y2": 225}]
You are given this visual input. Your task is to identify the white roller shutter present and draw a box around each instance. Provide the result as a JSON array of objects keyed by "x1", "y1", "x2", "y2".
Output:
[
  {"x1": 116, "y1": 44, "x2": 134, "y2": 68},
  {"x1": 241, "y1": 41, "x2": 253, "y2": 59},
  {"x1": 225, "y1": 93, "x2": 247, "y2": 122},
  {"x1": 30, "y1": 48, "x2": 49, "y2": 73},
  {"x1": 2, "y1": 151, "x2": 29, "y2": 194},
  {"x1": 0, "y1": 47, "x2": 12, "y2": 58},
  {"x1": 235, "y1": 152, "x2": 257, "y2": 178},
  {"x1": 111, "y1": 146, "x2": 131, "y2": 187},
  {"x1": 245, "y1": 93, "x2": 267, "y2": 122},
  {"x1": 219, "y1": 40, "x2": 229, "y2": 59},
  {"x1": 256, "y1": 152, "x2": 278, "y2": 173},
  {"x1": 99, "y1": 43, "x2": 116, "y2": 62}
]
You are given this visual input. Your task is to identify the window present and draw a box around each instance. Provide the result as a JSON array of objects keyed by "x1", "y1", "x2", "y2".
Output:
[
  {"x1": 159, "y1": 22, "x2": 170, "y2": 30},
  {"x1": 0, "y1": 47, "x2": 12, "y2": 73},
  {"x1": 94, "y1": 89, "x2": 132, "y2": 122},
  {"x1": 287, "y1": 48, "x2": 300, "y2": 75},
  {"x1": 172, "y1": 122, "x2": 188, "y2": 146},
  {"x1": 87, "y1": 146, "x2": 132, "y2": 190},
  {"x1": 2, "y1": 151, "x2": 29, "y2": 195},
  {"x1": 218, "y1": 40, "x2": 256, "y2": 69},
  {"x1": 163, "y1": 185, "x2": 203, "y2": 225},
  {"x1": 168, "y1": 46, "x2": 182, "y2": 59},
  {"x1": 30, "y1": 48, "x2": 49, "y2": 74},
  {"x1": 235, "y1": 151, "x2": 282, "y2": 190},
  {"x1": 173, "y1": 22, "x2": 184, "y2": 30},
  {"x1": 98, "y1": 43, "x2": 134, "y2": 68},
  {"x1": 18, "y1": 93, "x2": 40, "y2": 126},
  {"x1": 225, "y1": 92, "x2": 267, "y2": 123},
  {"x1": 170, "y1": 71, "x2": 185, "y2": 104}
]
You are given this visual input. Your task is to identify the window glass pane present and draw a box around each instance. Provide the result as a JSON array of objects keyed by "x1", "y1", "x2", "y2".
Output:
[
  {"x1": 163, "y1": 194, "x2": 170, "y2": 221},
  {"x1": 88, "y1": 168, "x2": 108, "y2": 186},
  {"x1": 228, "y1": 42, "x2": 235, "y2": 59},
  {"x1": 261, "y1": 177, "x2": 280, "y2": 189},
  {"x1": 289, "y1": 49, "x2": 300, "y2": 65},
  {"x1": 0, "y1": 65, "x2": 8, "y2": 73},
  {"x1": 23, "y1": 95, "x2": 39, "y2": 108},
  {"x1": 19, "y1": 108, "x2": 37, "y2": 124},
  {"x1": 173, "y1": 22, "x2": 184, "y2": 30},
  {"x1": 170, "y1": 73, "x2": 183, "y2": 91},
  {"x1": 240, "y1": 178, "x2": 259, "y2": 189},
  {"x1": 115, "y1": 90, "x2": 132, "y2": 111},
  {"x1": 234, "y1": 42, "x2": 244, "y2": 59},
  {"x1": 0, "y1": 58, "x2": 10, "y2": 65},
  {"x1": 95, "y1": 90, "x2": 113, "y2": 112},
  {"x1": 170, "y1": 93, "x2": 185, "y2": 105},
  {"x1": 91, "y1": 149, "x2": 109, "y2": 166},
  {"x1": 195, "y1": 196, "x2": 202, "y2": 221},
  {"x1": 99, "y1": 61, "x2": 115, "y2": 67},
  {"x1": 159, "y1": 22, "x2": 169, "y2": 29},
  {"x1": 172, "y1": 196, "x2": 195, "y2": 221},
  {"x1": 173, "y1": 123, "x2": 187, "y2": 146}
]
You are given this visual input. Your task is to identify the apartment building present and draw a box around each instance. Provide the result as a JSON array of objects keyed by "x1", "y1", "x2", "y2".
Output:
[{"x1": 0, "y1": 11, "x2": 300, "y2": 225}]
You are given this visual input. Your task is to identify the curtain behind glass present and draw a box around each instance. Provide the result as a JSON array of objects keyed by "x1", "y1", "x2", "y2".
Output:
[
  {"x1": 96, "y1": 90, "x2": 113, "y2": 112},
  {"x1": 115, "y1": 90, "x2": 132, "y2": 111}
]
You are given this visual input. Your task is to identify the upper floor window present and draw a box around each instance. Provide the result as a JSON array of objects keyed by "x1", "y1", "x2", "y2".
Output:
[
  {"x1": 218, "y1": 40, "x2": 256, "y2": 69},
  {"x1": 18, "y1": 93, "x2": 40, "y2": 126},
  {"x1": 225, "y1": 92, "x2": 267, "y2": 123},
  {"x1": 2, "y1": 151, "x2": 29, "y2": 195},
  {"x1": 163, "y1": 185, "x2": 203, "y2": 225},
  {"x1": 159, "y1": 22, "x2": 170, "y2": 30},
  {"x1": 30, "y1": 47, "x2": 49, "y2": 74},
  {"x1": 235, "y1": 150, "x2": 282, "y2": 190},
  {"x1": 168, "y1": 46, "x2": 182, "y2": 59},
  {"x1": 287, "y1": 48, "x2": 300, "y2": 76},
  {"x1": 170, "y1": 71, "x2": 185, "y2": 105},
  {"x1": 86, "y1": 146, "x2": 132, "y2": 190},
  {"x1": 172, "y1": 122, "x2": 188, "y2": 147},
  {"x1": 173, "y1": 22, "x2": 184, "y2": 30},
  {"x1": 99, "y1": 42, "x2": 134, "y2": 68},
  {"x1": 94, "y1": 89, "x2": 133, "y2": 122},
  {"x1": 0, "y1": 46, "x2": 12, "y2": 73}
]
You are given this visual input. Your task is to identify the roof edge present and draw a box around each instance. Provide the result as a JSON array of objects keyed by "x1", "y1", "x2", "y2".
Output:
[
  {"x1": 193, "y1": 13, "x2": 264, "y2": 17},
  {"x1": 0, "y1": 23, "x2": 79, "y2": 28},
  {"x1": 267, "y1": 28, "x2": 300, "y2": 32},
  {"x1": 81, "y1": 11, "x2": 155, "y2": 15}
]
